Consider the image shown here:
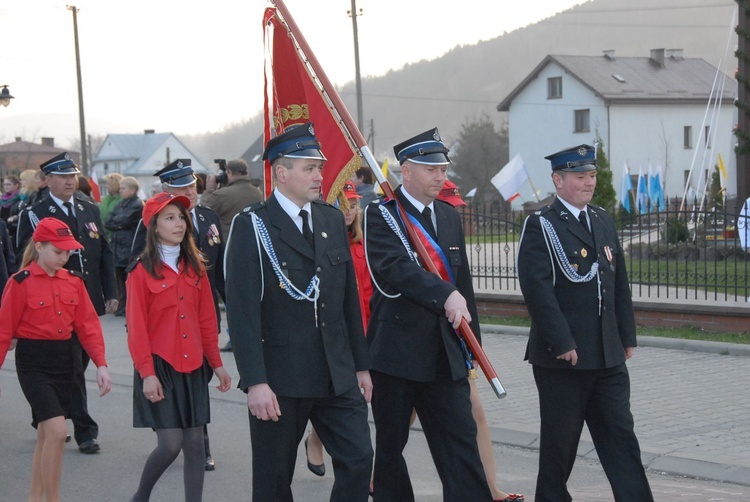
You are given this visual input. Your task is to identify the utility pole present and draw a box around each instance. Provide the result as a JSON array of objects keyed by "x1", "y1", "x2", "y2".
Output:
[
  {"x1": 68, "y1": 5, "x2": 88, "y2": 176},
  {"x1": 348, "y1": 0, "x2": 364, "y2": 132}
]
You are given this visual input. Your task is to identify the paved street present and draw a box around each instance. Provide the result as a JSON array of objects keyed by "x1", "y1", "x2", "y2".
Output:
[{"x1": 1, "y1": 313, "x2": 748, "y2": 500}]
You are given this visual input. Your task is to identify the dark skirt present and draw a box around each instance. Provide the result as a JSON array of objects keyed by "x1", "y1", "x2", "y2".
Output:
[
  {"x1": 15, "y1": 338, "x2": 74, "y2": 424},
  {"x1": 133, "y1": 355, "x2": 212, "y2": 429}
]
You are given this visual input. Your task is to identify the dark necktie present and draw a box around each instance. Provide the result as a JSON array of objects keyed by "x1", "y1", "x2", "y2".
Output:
[
  {"x1": 422, "y1": 206, "x2": 436, "y2": 238},
  {"x1": 578, "y1": 210, "x2": 591, "y2": 236},
  {"x1": 63, "y1": 202, "x2": 77, "y2": 234},
  {"x1": 299, "y1": 209, "x2": 314, "y2": 248}
]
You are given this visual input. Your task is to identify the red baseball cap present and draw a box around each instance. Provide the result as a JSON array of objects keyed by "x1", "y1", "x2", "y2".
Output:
[
  {"x1": 142, "y1": 192, "x2": 191, "y2": 228},
  {"x1": 32, "y1": 218, "x2": 83, "y2": 250},
  {"x1": 342, "y1": 182, "x2": 361, "y2": 200},
  {"x1": 437, "y1": 180, "x2": 467, "y2": 207}
]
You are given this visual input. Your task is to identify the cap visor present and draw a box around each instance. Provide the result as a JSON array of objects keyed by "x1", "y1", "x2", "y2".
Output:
[
  {"x1": 557, "y1": 163, "x2": 597, "y2": 172},
  {"x1": 164, "y1": 174, "x2": 197, "y2": 187},
  {"x1": 55, "y1": 240, "x2": 84, "y2": 250},
  {"x1": 403, "y1": 152, "x2": 450, "y2": 166},
  {"x1": 283, "y1": 149, "x2": 327, "y2": 161}
]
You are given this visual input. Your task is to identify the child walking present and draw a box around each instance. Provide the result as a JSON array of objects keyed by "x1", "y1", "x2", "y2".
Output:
[
  {"x1": 126, "y1": 193, "x2": 231, "y2": 502},
  {"x1": 0, "y1": 217, "x2": 111, "y2": 502}
]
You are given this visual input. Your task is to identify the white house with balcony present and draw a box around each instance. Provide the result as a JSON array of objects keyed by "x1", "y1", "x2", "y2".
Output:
[
  {"x1": 497, "y1": 49, "x2": 736, "y2": 207},
  {"x1": 92, "y1": 130, "x2": 208, "y2": 194}
]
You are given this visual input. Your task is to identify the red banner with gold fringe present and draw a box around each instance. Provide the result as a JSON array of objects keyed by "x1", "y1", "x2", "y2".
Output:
[{"x1": 262, "y1": 8, "x2": 361, "y2": 203}]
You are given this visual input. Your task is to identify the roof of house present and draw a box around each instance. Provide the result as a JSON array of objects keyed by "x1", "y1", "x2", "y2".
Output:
[
  {"x1": 497, "y1": 51, "x2": 735, "y2": 111},
  {"x1": 240, "y1": 134, "x2": 265, "y2": 180},
  {"x1": 0, "y1": 139, "x2": 68, "y2": 154},
  {"x1": 93, "y1": 132, "x2": 173, "y2": 171}
]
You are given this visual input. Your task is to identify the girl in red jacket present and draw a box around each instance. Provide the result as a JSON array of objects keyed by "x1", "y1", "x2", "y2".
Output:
[
  {"x1": 0, "y1": 217, "x2": 111, "y2": 502},
  {"x1": 126, "y1": 193, "x2": 231, "y2": 502}
]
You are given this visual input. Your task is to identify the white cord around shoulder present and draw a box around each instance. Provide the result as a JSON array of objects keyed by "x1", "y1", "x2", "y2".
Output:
[
  {"x1": 363, "y1": 204, "x2": 413, "y2": 299},
  {"x1": 250, "y1": 212, "x2": 319, "y2": 304}
]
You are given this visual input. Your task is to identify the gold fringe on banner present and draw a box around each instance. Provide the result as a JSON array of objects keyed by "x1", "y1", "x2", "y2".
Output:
[{"x1": 325, "y1": 153, "x2": 362, "y2": 210}]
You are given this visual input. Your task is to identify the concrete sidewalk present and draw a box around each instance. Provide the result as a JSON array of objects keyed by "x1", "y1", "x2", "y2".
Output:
[
  {"x1": 476, "y1": 324, "x2": 750, "y2": 487},
  {"x1": 1, "y1": 313, "x2": 748, "y2": 494}
]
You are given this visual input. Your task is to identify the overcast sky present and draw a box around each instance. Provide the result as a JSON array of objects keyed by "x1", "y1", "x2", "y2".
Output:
[{"x1": 1, "y1": 0, "x2": 586, "y2": 136}]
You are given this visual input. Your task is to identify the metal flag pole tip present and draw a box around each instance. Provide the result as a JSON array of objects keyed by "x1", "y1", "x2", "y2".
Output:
[{"x1": 491, "y1": 378, "x2": 507, "y2": 399}]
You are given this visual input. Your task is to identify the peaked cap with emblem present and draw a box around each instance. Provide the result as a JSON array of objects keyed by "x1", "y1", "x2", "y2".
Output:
[
  {"x1": 262, "y1": 122, "x2": 327, "y2": 163},
  {"x1": 545, "y1": 144, "x2": 597, "y2": 172},
  {"x1": 40, "y1": 152, "x2": 81, "y2": 175},
  {"x1": 154, "y1": 159, "x2": 196, "y2": 187},
  {"x1": 394, "y1": 127, "x2": 451, "y2": 166}
]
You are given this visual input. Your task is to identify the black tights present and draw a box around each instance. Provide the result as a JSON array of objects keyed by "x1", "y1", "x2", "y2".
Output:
[{"x1": 131, "y1": 426, "x2": 205, "y2": 502}]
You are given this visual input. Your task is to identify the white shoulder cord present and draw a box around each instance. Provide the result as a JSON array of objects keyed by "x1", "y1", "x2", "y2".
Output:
[
  {"x1": 363, "y1": 204, "x2": 418, "y2": 299},
  {"x1": 250, "y1": 213, "x2": 320, "y2": 324},
  {"x1": 517, "y1": 215, "x2": 557, "y2": 287},
  {"x1": 539, "y1": 215, "x2": 602, "y2": 315}
]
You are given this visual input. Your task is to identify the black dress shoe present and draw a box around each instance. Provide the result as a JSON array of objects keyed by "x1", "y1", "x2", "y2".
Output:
[
  {"x1": 205, "y1": 455, "x2": 215, "y2": 471},
  {"x1": 220, "y1": 341, "x2": 232, "y2": 352},
  {"x1": 304, "y1": 437, "x2": 325, "y2": 476},
  {"x1": 79, "y1": 439, "x2": 100, "y2": 454}
]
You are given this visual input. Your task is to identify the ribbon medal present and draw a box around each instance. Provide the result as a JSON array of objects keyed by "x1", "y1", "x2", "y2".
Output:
[
  {"x1": 85, "y1": 222, "x2": 99, "y2": 239},
  {"x1": 208, "y1": 224, "x2": 221, "y2": 246}
]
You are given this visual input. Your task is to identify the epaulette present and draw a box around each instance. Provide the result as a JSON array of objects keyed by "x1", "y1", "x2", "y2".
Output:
[
  {"x1": 13, "y1": 270, "x2": 30, "y2": 284},
  {"x1": 312, "y1": 198, "x2": 333, "y2": 208},
  {"x1": 533, "y1": 205, "x2": 554, "y2": 216},
  {"x1": 67, "y1": 269, "x2": 85, "y2": 281},
  {"x1": 125, "y1": 257, "x2": 141, "y2": 273},
  {"x1": 74, "y1": 196, "x2": 95, "y2": 208},
  {"x1": 590, "y1": 204, "x2": 608, "y2": 214},
  {"x1": 197, "y1": 204, "x2": 218, "y2": 215},
  {"x1": 242, "y1": 201, "x2": 266, "y2": 214}
]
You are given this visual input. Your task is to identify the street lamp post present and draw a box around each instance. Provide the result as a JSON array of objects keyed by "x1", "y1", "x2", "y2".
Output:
[
  {"x1": 67, "y1": 5, "x2": 89, "y2": 176},
  {"x1": 0, "y1": 85, "x2": 14, "y2": 107}
]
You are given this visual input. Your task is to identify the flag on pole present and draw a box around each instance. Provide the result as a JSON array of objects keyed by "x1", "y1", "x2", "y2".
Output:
[
  {"x1": 620, "y1": 162, "x2": 632, "y2": 213},
  {"x1": 89, "y1": 170, "x2": 101, "y2": 203},
  {"x1": 651, "y1": 164, "x2": 666, "y2": 211},
  {"x1": 717, "y1": 153, "x2": 728, "y2": 193},
  {"x1": 490, "y1": 154, "x2": 528, "y2": 203},
  {"x1": 636, "y1": 165, "x2": 649, "y2": 214},
  {"x1": 375, "y1": 157, "x2": 389, "y2": 195},
  {"x1": 262, "y1": 8, "x2": 362, "y2": 203}
]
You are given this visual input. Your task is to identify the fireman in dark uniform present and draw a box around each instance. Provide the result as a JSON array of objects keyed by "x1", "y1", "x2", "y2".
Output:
[{"x1": 517, "y1": 144, "x2": 653, "y2": 501}]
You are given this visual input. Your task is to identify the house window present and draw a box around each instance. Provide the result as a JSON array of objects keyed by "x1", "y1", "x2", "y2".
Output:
[
  {"x1": 547, "y1": 77, "x2": 562, "y2": 99},
  {"x1": 684, "y1": 126, "x2": 692, "y2": 149},
  {"x1": 574, "y1": 109, "x2": 590, "y2": 133},
  {"x1": 705, "y1": 125, "x2": 711, "y2": 148}
]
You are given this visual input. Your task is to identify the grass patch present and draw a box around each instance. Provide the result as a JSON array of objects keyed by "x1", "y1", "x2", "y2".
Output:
[{"x1": 480, "y1": 315, "x2": 750, "y2": 344}]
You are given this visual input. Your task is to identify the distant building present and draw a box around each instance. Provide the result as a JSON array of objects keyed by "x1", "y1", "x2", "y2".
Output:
[
  {"x1": 239, "y1": 134, "x2": 264, "y2": 187},
  {"x1": 498, "y1": 49, "x2": 736, "y2": 206},
  {"x1": 91, "y1": 130, "x2": 208, "y2": 195},
  {"x1": 0, "y1": 137, "x2": 79, "y2": 178}
]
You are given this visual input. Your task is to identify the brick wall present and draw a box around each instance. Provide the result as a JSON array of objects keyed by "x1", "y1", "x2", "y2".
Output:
[{"x1": 476, "y1": 293, "x2": 750, "y2": 334}]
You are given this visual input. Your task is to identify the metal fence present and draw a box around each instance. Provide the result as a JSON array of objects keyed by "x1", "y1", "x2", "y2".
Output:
[{"x1": 461, "y1": 202, "x2": 750, "y2": 302}]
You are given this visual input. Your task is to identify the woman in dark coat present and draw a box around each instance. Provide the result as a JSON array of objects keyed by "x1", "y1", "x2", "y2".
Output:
[{"x1": 104, "y1": 176, "x2": 143, "y2": 316}]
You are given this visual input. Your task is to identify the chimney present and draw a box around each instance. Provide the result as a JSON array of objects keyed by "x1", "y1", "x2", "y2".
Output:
[
  {"x1": 650, "y1": 48, "x2": 665, "y2": 68},
  {"x1": 666, "y1": 48, "x2": 684, "y2": 61},
  {"x1": 41, "y1": 137, "x2": 55, "y2": 147},
  {"x1": 603, "y1": 50, "x2": 616, "y2": 60},
  {"x1": 15, "y1": 137, "x2": 22, "y2": 142},
  {"x1": 144, "y1": 129, "x2": 155, "y2": 134}
]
